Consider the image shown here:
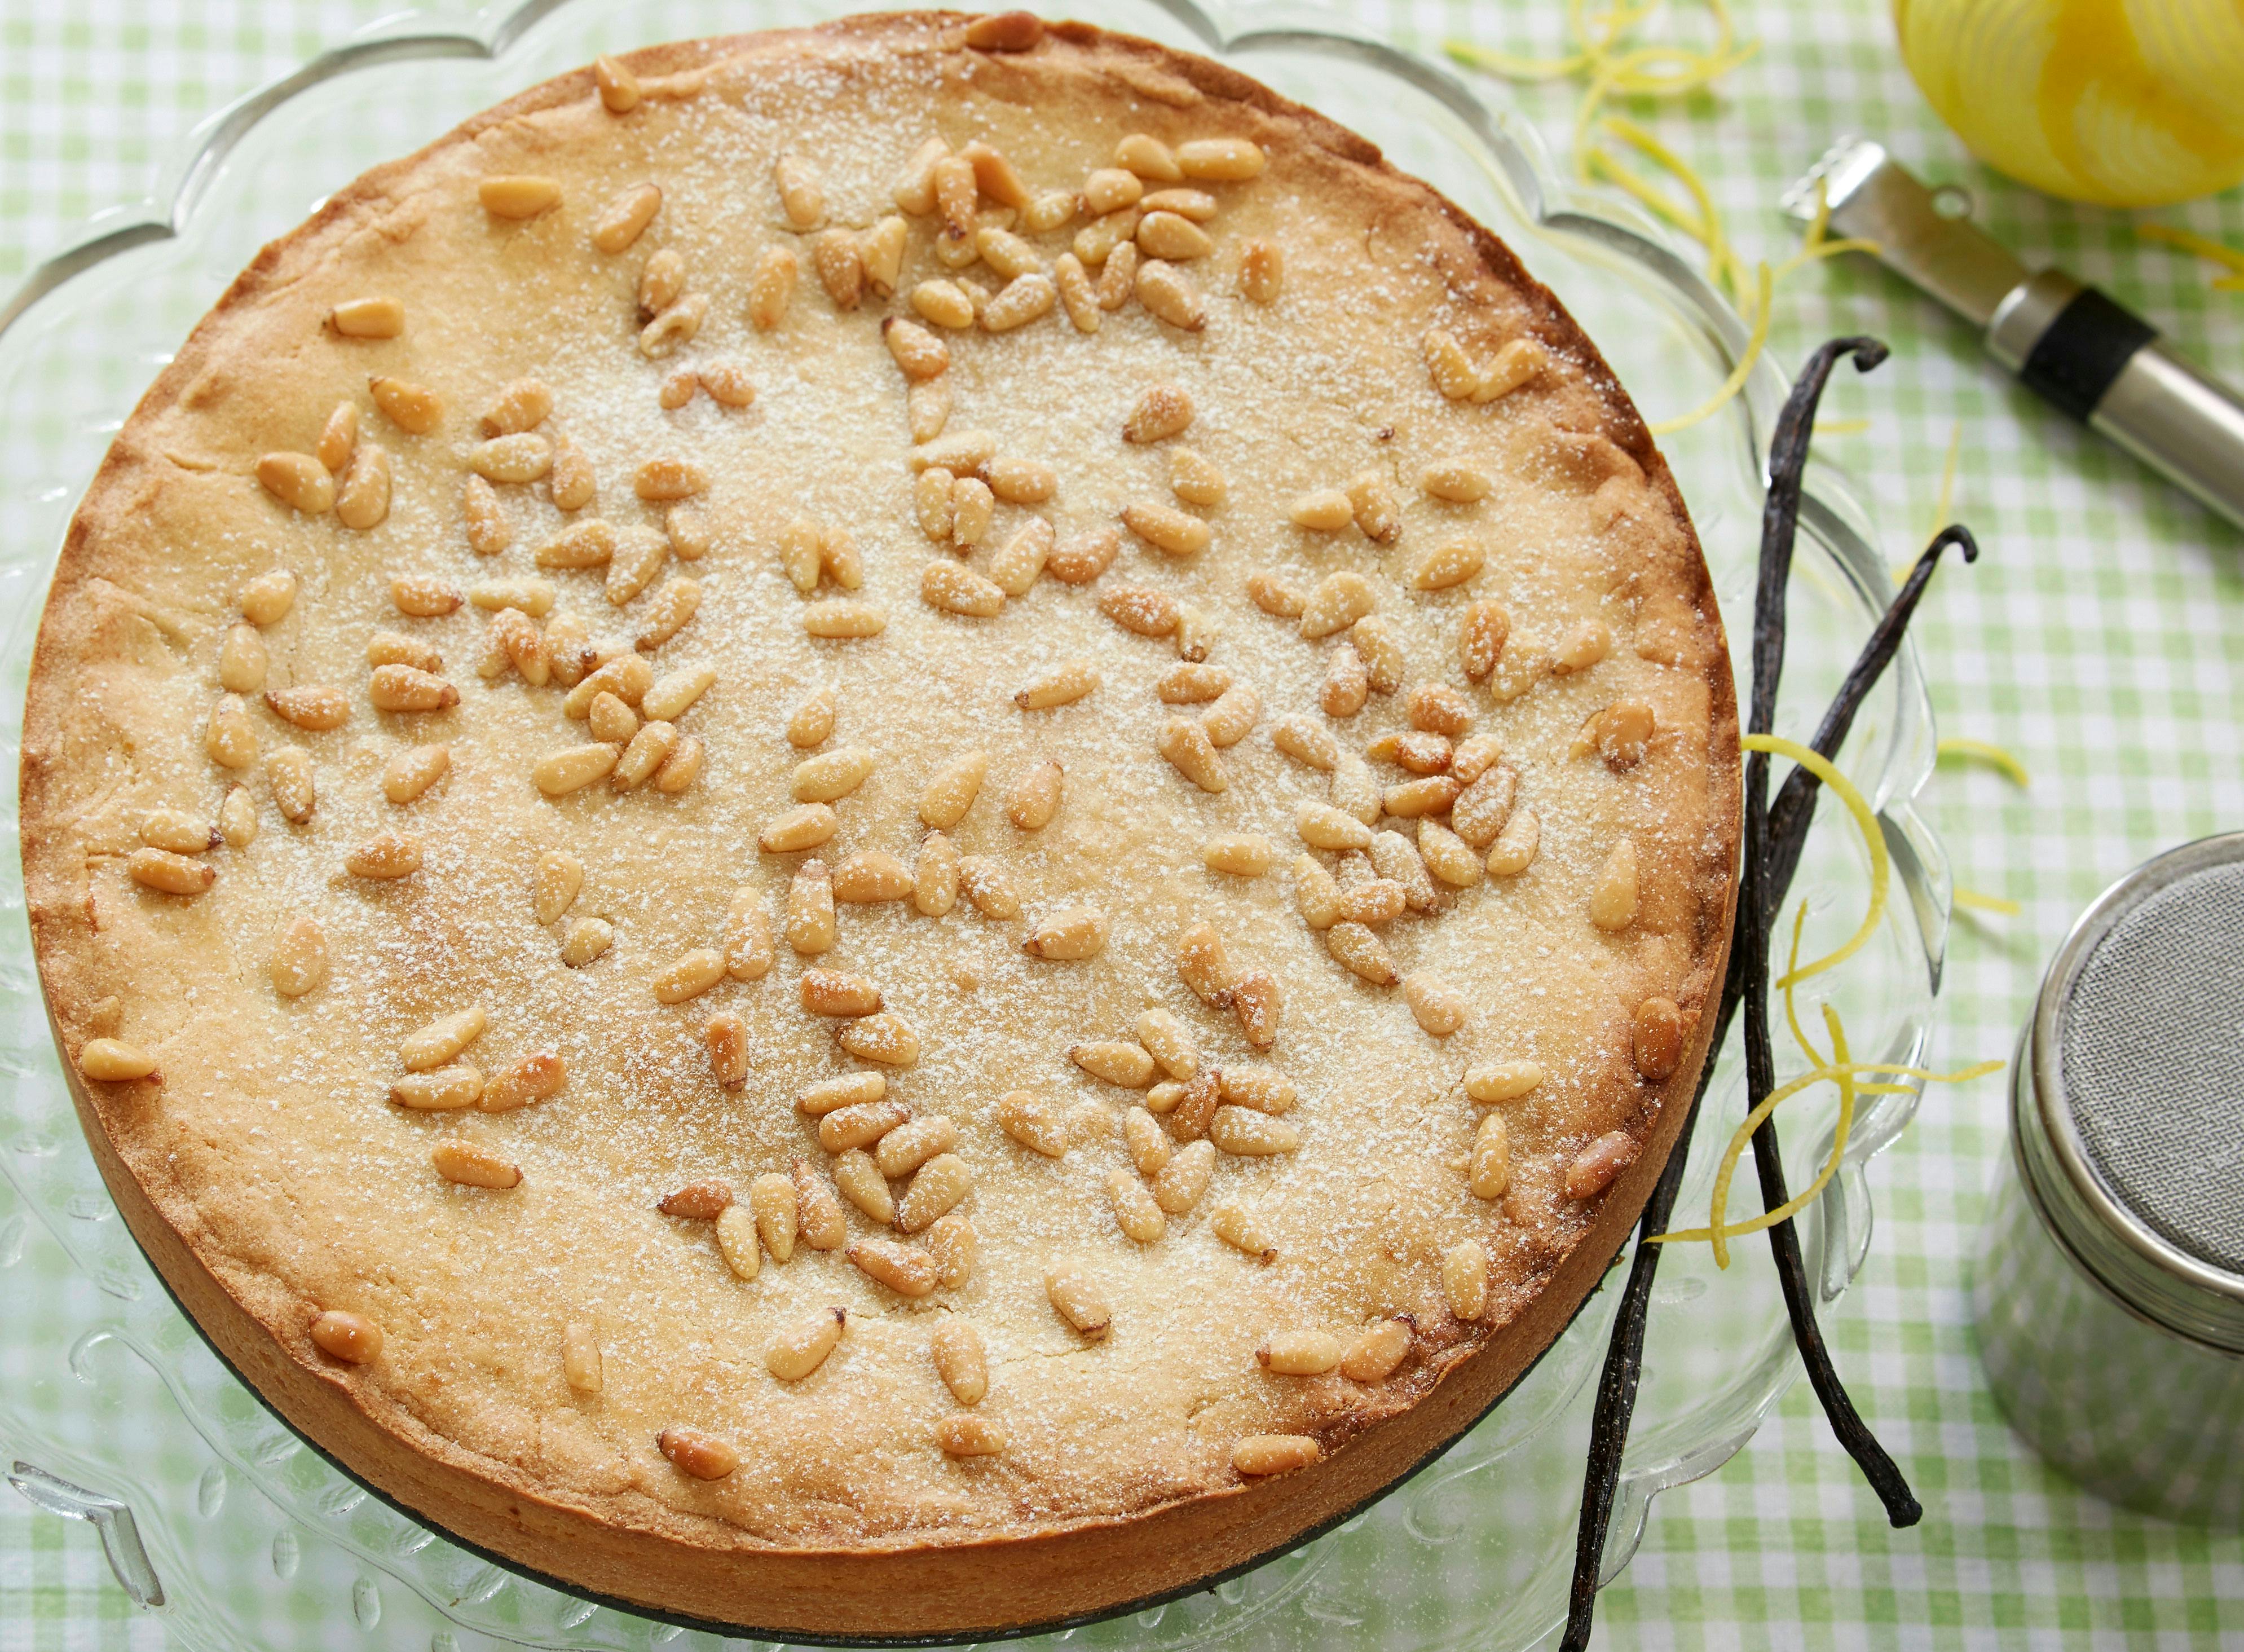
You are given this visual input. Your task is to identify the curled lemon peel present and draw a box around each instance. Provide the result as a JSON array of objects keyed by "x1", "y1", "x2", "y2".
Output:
[
  {"x1": 1648, "y1": 736, "x2": 2000, "y2": 1264},
  {"x1": 1936, "y1": 737, "x2": 2030, "y2": 788},
  {"x1": 2135, "y1": 222, "x2": 2244, "y2": 287},
  {"x1": 1649, "y1": 262, "x2": 1772, "y2": 435},
  {"x1": 1954, "y1": 887, "x2": 2022, "y2": 916},
  {"x1": 1742, "y1": 734, "x2": 1889, "y2": 989},
  {"x1": 1812, "y1": 417, "x2": 1872, "y2": 437}
]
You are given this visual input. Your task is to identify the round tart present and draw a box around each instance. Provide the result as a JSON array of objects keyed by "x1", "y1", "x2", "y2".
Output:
[{"x1": 21, "y1": 12, "x2": 1738, "y2": 1637}]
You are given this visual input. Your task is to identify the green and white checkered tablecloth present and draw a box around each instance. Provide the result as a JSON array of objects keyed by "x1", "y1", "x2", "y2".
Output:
[{"x1": 2, "y1": 1, "x2": 2240, "y2": 1646}]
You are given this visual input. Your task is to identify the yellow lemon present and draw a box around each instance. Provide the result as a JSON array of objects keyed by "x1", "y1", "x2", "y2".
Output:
[{"x1": 1895, "y1": 0, "x2": 2244, "y2": 207}]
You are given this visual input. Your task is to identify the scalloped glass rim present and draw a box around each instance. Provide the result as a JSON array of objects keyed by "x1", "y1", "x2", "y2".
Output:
[{"x1": 0, "y1": 2, "x2": 1950, "y2": 1648}]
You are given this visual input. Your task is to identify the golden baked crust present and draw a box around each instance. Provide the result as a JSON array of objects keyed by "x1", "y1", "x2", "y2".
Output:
[{"x1": 21, "y1": 10, "x2": 1737, "y2": 1625}]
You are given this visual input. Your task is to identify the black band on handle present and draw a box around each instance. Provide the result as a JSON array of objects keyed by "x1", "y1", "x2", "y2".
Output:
[{"x1": 2020, "y1": 285, "x2": 2156, "y2": 422}]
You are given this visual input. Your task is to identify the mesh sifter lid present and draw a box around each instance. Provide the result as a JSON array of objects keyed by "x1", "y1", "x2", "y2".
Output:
[
  {"x1": 2027, "y1": 833, "x2": 2244, "y2": 1351},
  {"x1": 2053, "y1": 860, "x2": 2244, "y2": 1274}
]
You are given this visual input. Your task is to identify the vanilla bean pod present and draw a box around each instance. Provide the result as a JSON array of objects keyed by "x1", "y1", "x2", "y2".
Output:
[{"x1": 1561, "y1": 337, "x2": 1938, "y2": 1651}]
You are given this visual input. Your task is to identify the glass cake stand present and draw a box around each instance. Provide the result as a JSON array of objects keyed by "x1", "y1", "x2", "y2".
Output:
[{"x1": 0, "y1": 1, "x2": 1951, "y2": 1646}]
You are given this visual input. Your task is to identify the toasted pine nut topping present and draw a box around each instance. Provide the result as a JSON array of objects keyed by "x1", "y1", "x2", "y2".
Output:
[
  {"x1": 794, "y1": 1157, "x2": 847, "y2": 1251},
  {"x1": 330, "y1": 296, "x2": 404, "y2": 338},
  {"x1": 839, "y1": 1011, "x2": 920, "y2": 1069},
  {"x1": 1124, "y1": 384, "x2": 1193, "y2": 444},
  {"x1": 1233, "y1": 1434, "x2": 1320, "y2": 1477},
  {"x1": 1134, "y1": 259, "x2": 1206, "y2": 330},
  {"x1": 480, "y1": 1052, "x2": 566, "y2": 1113},
  {"x1": 315, "y1": 401, "x2": 356, "y2": 473},
  {"x1": 78, "y1": 1038, "x2": 159, "y2": 1082},
  {"x1": 478, "y1": 174, "x2": 560, "y2": 219},
  {"x1": 140, "y1": 808, "x2": 217, "y2": 856},
  {"x1": 1107, "y1": 1170, "x2": 1166, "y2": 1244},
  {"x1": 345, "y1": 831, "x2": 422, "y2": 880},
  {"x1": 1212, "y1": 1202, "x2": 1278, "y2": 1262},
  {"x1": 1633, "y1": 997, "x2": 1686, "y2": 1081},
  {"x1": 1005, "y1": 758, "x2": 1064, "y2": 830},
  {"x1": 1238, "y1": 239, "x2": 1284, "y2": 303},
  {"x1": 433, "y1": 1139, "x2": 521, "y2": 1190},
  {"x1": 1099, "y1": 585, "x2": 1180, "y2": 638},
  {"x1": 1590, "y1": 838, "x2": 1640, "y2": 932},
  {"x1": 931, "y1": 1320, "x2": 988, "y2": 1406},
  {"x1": 1258, "y1": 1331, "x2": 1342, "y2": 1376},
  {"x1": 1325, "y1": 921, "x2": 1398, "y2": 986},
  {"x1": 1024, "y1": 904, "x2": 1108, "y2": 961},
  {"x1": 1046, "y1": 1258, "x2": 1111, "y2": 1338},
  {"x1": 658, "y1": 1424, "x2": 739, "y2": 1481},
  {"x1": 309, "y1": 1309, "x2": 383, "y2": 1363},
  {"x1": 748, "y1": 246, "x2": 797, "y2": 330},
  {"x1": 1444, "y1": 1239, "x2": 1490, "y2": 1320},
  {"x1": 852, "y1": 1237, "x2": 937, "y2": 1297},
  {"x1": 562, "y1": 1321, "x2": 605, "y2": 1395},
  {"x1": 1561, "y1": 1126, "x2": 1645, "y2": 1204},
  {"x1": 559, "y1": 917, "x2": 613, "y2": 967}
]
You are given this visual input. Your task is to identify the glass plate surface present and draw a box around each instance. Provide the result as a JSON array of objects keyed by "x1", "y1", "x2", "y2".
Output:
[{"x1": 0, "y1": 2, "x2": 1951, "y2": 1647}]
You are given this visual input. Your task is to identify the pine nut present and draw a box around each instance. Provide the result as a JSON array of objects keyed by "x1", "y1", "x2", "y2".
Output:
[
  {"x1": 213, "y1": 623, "x2": 268, "y2": 695},
  {"x1": 1291, "y1": 801, "x2": 1368, "y2": 852},
  {"x1": 1033, "y1": 188, "x2": 1083, "y2": 231},
  {"x1": 432, "y1": 1139, "x2": 521, "y2": 1190},
  {"x1": 1297, "y1": 574, "x2": 1374, "y2": 642},
  {"x1": 1423, "y1": 460, "x2": 1492, "y2": 503},
  {"x1": 534, "y1": 742, "x2": 618, "y2": 797},
  {"x1": 1189, "y1": 682, "x2": 1258, "y2": 750},
  {"x1": 1099, "y1": 585, "x2": 1180, "y2": 640},
  {"x1": 1552, "y1": 618, "x2": 1613, "y2": 675},
  {"x1": 1004, "y1": 758, "x2": 1063, "y2": 831},
  {"x1": 233, "y1": 572, "x2": 298, "y2": 631},
  {"x1": 1567, "y1": 1131, "x2": 1639, "y2": 1200},
  {"x1": 587, "y1": 179, "x2": 660, "y2": 254},
  {"x1": 530, "y1": 851, "x2": 584, "y2": 926},
  {"x1": 1247, "y1": 568, "x2": 1306, "y2": 616},
  {"x1": 1411, "y1": 539, "x2": 1484, "y2": 592},
  {"x1": 369, "y1": 664, "x2": 459, "y2": 714},
  {"x1": 1114, "y1": 133, "x2": 1181, "y2": 181},
  {"x1": 76, "y1": 1036, "x2": 157, "y2": 1082},
  {"x1": 393, "y1": 1069, "x2": 483, "y2": 1116},
  {"x1": 1423, "y1": 328, "x2": 1479, "y2": 399},
  {"x1": 906, "y1": 831, "x2": 958, "y2": 917},
  {"x1": 602, "y1": 527, "x2": 666, "y2": 606},
  {"x1": 1633, "y1": 996, "x2": 1686, "y2": 1081},
  {"x1": 1135, "y1": 259, "x2": 1205, "y2": 329},
  {"x1": 926, "y1": 1212, "x2": 977, "y2": 1288},
  {"x1": 1346, "y1": 620, "x2": 1401, "y2": 701},
  {"x1": 751, "y1": 1171, "x2": 798, "y2": 1262},
  {"x1": 778, "y1": 690, "x2": 833, "y2": 753},
  {"x1": 1254, "y1": 1330, "x2": 1342, "y2": 1376},
  {"x1": 309, "y1": 1310, "x2": 383, "y2": 1363},
  {"x1": 1096, "y1": 241, "x2": 1140, "y2": 307},
  {"x1": 1228, "y1": 237, "x2": 1282, "y2": 305},
  {"x1": 883, "y1": 316, "x2": 949, "y2": 381},
  {"x1": 1460, "y1": 1109, "x2": 1513, "y2": 1200},
  {"x1": 560, "y1": 917, "x2": 613, "y2": 966},
  {"x1": 931, "y1": 1320, "x2": 987, "y2": 1404},
  {"x1": 1220, "y1": 970, "x2": 1275, "y2": 1049},
  {"x1": 937, "y1": 858, "x2": 1010, "y2": 925},
  {"x1": 1103, "y1": 1170, "x2": 1165, "y2": 1244},
  {"x1": 1210, "y1": 1069, "x2": 1290, "y2": 1116},
  {"x1": 1045, "y1": 1258, "x2": 1110, "y2": 1338},
  {"x1": 1591, "y1": 701, "x2": 1656, "y2": 769},
  {"x1": 812, "y1": 228, "x2": 861, "y2": 310},
  {"x1": 942, "y1": 478, "x2": 987, "y2": 548},
  {"x1": 1590, "y1": 838, "x2": 1639, "y2": 932},
  {"x1": 1324, "y1": 921, "x2": 1396, "y2": 986},
  {"x1": 465, "y1": 434, "x2": 552, "y2": 487},
  {"x1": 1124, "y1": 501, "x2": 1211, "y2": 558},
  {"x1": 1051, "y1": 250, "x2": 1102, "y2": 332},
  {"x1": 791, "y1": 746, "x2": 875, "y2": 805},
  {"x1": 1293, "y1": 854, "x2": 1342, "y2": 929},
  {"x1": 1138, "y1": 1138, "x2": 1206, "y2": 1216},
  {"x1": 140, "y1": 808, "x2": 216, "y2": 855},
  {"x1": 1024, "y1": 905, "x2": 1108, "y2": 961},
  {"x1": 362, "y1": 380, "x2": 438, "y2": 442},
  {"x1": 1444, "y1": 1239, "x2": 1489, "y2": 1320},
  {"x1": 713, "y1": 1202, "x2": 761, "y2": 1280},
  {"x1": 975, "y1": 225, "x2": 1044, "y2": 280},
  {"x1": 911, "y1": 429, "x2": 999, "y2": 475},
  {"x1": 589, "y1": 50, "x2": 642, "y2": 111},
  {"x1": 868, "y1": 1114, "x2": 948, "y2": 1181},
  {"x1": 958, "y1": 138, "x2": 1029, "y2": 209},
  {"x1": 480, "y1": 1052, "x2": 566, "y2": 1113},
  {"x1": 922, "y1": 560, "x2": 1005, "y2": 618},
  {"x1": 771, "y1": 153, "x2": 824, "y2": 229},
  {"x1": 821, "y1": 1151, "x2": 888, "y2": 1227},
  {"x1": 398, "y1": 1008, "x2": 486, "y2": 1076},
  {"x1": 1366, "y1": 830, "x2": 1436, "y2": 913},
  {"x1": 1211, "y1": 1106, "x2": 1299, "y2": 1157},
  {"x1": 1156, "y1": 716, "x2": 1226, "y2": 793},
  {"x1": 982, "y1": 518, "x2": 1052, "y2": 598},
  {"x1": 1288, "y1": 488, "x2": 1353, "y2": 533},
  {"x1": 654, "y1": 1424, "x2": 739, "y2": 1482},
  {"x1": 479, "y1": 173, "x2": 560, "y2": 219},
  {"x1": 831, "y1": 852, "x2": 912, "y2": 905},
  {"x1": 562, "y1": 1321, "x2": 605, "y2": 1396},
  {"x1": 1167, "y1": 1068, "x2": 1221, "y2": 1142},
  {"x1": 842, "y1": 1236, "x2": 932, "y2": 1297},
  {"x1": 473, "y1": 578, "x2": 555, "y2": 619},
  {"x1": 637, "y1": 577, "x2": 699, "y2": 648},
  {"x1": 330, "y1": 296, "x2": 404, "y2": 338},
  {"x1": 862, "y1": 214, "x2": 908, "y2": 296},
  {"x1": 258, "y1": 911, "x2": 327, "y2": 1001},
  {"x1": 1399, "y1": 973, "x2": 1466, "y2": 1038},
  {"x1": 792, "y1": 1156, "x2": 847, "y2": 1251},
  {"x1": 1406, "y1": 821, "x2": 1475, "y2": 890},
  {"x1": 1071, "y1": 1041, "x2": 1154, "y2": 1089},
  {"x1": 316, "y1": 401, "x2": 357, "y2": 473},
  {"x1": 802, "y1": 598, "x2": 882, "y2": 640},
  {"x1": 1474, "y1": 336, "x2": 1548, "y2": 401},
  {"x1": 1326, "y1": 1319, "x2": 1408, "y2": 1384},
  {"x1": 1083, "y1": 166, "x2": 1144, "y2": 215},
  {"x1": 333, "y1": 447, "x2": 390, "y2": 530},
  {"x1": 255, "y1": 452, "x2": 332, "y2": 514},
  {"x1": 1132, "y1": 184, "x2": 1213, "y2": 219},
  {"x1": 783, "y1": 859, "x2": 836, "y2": 955},
  {"x1": 1440, "y1": 769, "x2": 1513, "y2": 854},
  {"x1": 549, "y1": 438, "x2": 597, "y2": 510},
  {"x1": 633, "y1": 457, "x2": 706, "y2": 503},
  {"x1": 1208, "y1": 1204, "x2": 1274, "y2": 1263},
  {"x1": 982, "y1": 455, "x2": 1055, "y2": 505},
  {"x1": 931, "y1": 1415, "x2": 1003, "y2": 1458},
  {"x1": 748, "y1": 245, "x2": 796, "y2": 329},
  {"x1": 1332, "y1": 752, "x2": 1382, "y2": 826},
  {"x1": 1023, "y1": 526, "x2": 1110, "y2": 591},
  {"x1": 1133, "y1": 210, "x2": 1208, "y2": 261},
  {"x1": 1169, "y1": 135, "x2": 1259, "y2": 179},
  {"x1": 839, "y1": 1011, "x2": 920, "y2": 1068},
  {"x1": 646, "y1": 250, "x2": 686, "y2": 314},
  {"x1": 376, "y1": 742, "x2": 447, "y2": 805},
  {"x1": 1117, "y1": 1107, "x2": 1170, "y2": 1179},
  {"x1": 977, "y1": 272, "x2": 1054, "y2": 332},
  {"x1": 708, "y1": 890, "x2": 769, "y2": 987},
  {"x1": 1336, "y1": 878, "x2": 1405, "y2": 926},
  {"x1": 1074, "y1": 205, "x2": 1142, "y2": 267},
  {"x1": 766, "y1": 1309, "x2": 846, "y2": 1381},
  {"x1": 659, "y1": 1179, "x2": 734, "y2": 1221},
  {"x1": 1123, "y1": 384, "x2": 1193, "y2": 445},
  {"x1": 896, "y1": 1152, "x2": 969, "y2": 1232},
  {"x1": 645, "y1": 948, "x2": 720, "y2": 1006}
]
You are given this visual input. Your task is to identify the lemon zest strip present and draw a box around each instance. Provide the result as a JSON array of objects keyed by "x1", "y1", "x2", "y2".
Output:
[
  {"x1": 2135, "y1": 223, "x2": 2244, "y2": 277},
  {"x1": 1954, "y1": 886, "x2": 2022, "y2": 916},
  {"x1": 1812, "y1": 417, "x2": 1872, "y2": 437},
  {"x1": 1936, "y1": 737, "x2": 2030, "y2": 788},
  {"x1": 1649, "y1": 262, "x2": 1771, "y2": 435},
  {"x1": 1742, "y1": 734, "x2": 1889, "y2": 989}
]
